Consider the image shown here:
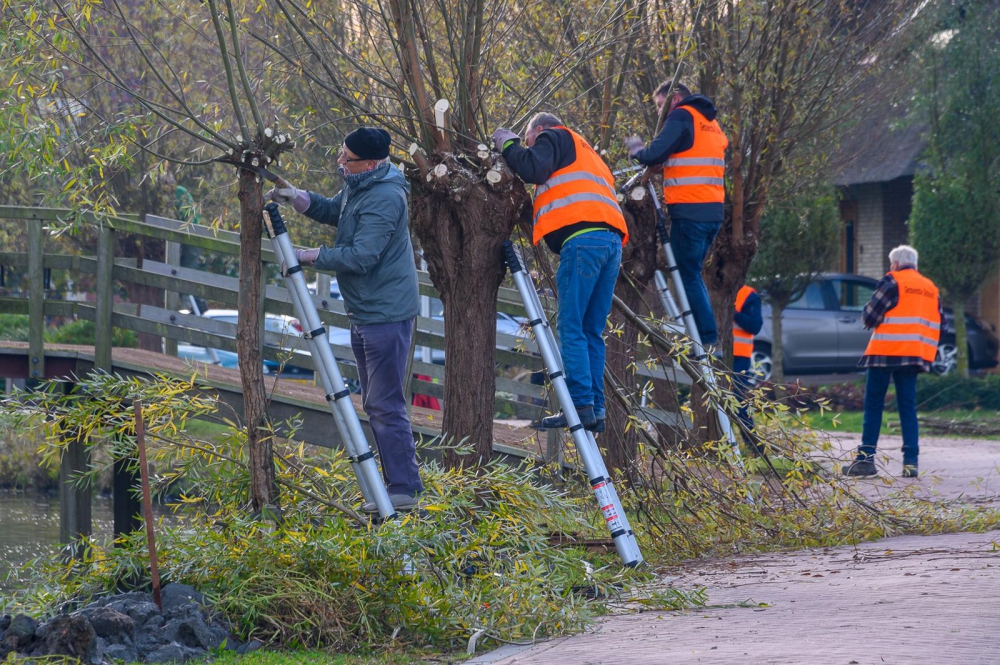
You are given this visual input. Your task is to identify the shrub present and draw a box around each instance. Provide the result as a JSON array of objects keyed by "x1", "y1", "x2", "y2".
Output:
[
  {"x1": 915, "y1": 374, "x2": 1000, "y2": 411},
  {"x1": 46, "y1": 319, "x2": 138, "y2": 348},
  {"x1": 0, "y1": 314, "x2": 30, "y2": 342}
]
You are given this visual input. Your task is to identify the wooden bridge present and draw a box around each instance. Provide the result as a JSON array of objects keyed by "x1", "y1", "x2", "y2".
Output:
[{"x1": 0, "y1": 204, "x2": 688, "y2": 547}]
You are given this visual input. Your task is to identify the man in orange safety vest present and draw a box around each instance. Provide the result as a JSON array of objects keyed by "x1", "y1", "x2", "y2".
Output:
[
  {"x1": 493, "y1": 113, "x2": 628, "y2": 433},
  {"x1": 843, "y1": 245, "x2": 943, "y2": 479}
]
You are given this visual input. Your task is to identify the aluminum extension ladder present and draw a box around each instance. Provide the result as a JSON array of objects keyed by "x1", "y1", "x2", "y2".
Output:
[
  {"x1": 263, "y1": 203, "x2": 397, "y2": 520},
  {"x1": 503, "y1": 241, "x2": 643, "y2": 567},
  {"x1": 643, "y1": 182, "x2": 743, "y2": 469}
]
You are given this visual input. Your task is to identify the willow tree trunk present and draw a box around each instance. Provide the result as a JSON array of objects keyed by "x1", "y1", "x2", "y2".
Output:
[
  {"x1": 236, "y1": 169, "x2": 277, "y2": 510},
  {"x1": 604, "y1": 187, "x2": 658, "y2": 479},
  {"x1": 771, "y1": 303, "x2": 786, "y2": 384},
  {"x1": 409, "y1": 155, "x2": 532, "y2": 467},
  {"x1": 953, "y1": 300, "x2": 968, "y2": 377}
]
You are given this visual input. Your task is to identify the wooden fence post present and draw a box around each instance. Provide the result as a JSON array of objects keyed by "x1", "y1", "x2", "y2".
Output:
[
  {"x1": 163, "y1": 240, "x2": 181, "y2": 356},
  {"x1": 95, "y1": 226, "x2": 115, "y2": 371},
  {"x1": 97, "y1": 226, "x2": 143, "y2": 540},
  {"x1": 59, "y1": 382, "x2": 92, "y2": 560},
  {"x1": 27, "y1": 219, "x2": 44, "y2": 380}
]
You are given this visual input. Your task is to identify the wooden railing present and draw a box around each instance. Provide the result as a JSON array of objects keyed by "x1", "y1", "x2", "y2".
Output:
[{"x1": 0, "y1": 204, "x2": 689, "y2": 423}]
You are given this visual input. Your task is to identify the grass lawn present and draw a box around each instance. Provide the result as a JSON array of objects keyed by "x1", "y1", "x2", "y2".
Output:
[
  {"x1": 799, "y1": 408, "x2": 1000, "y2": 435},
  {"x1": 211, "y1": 649, "x2": 452, "y2": 664}
]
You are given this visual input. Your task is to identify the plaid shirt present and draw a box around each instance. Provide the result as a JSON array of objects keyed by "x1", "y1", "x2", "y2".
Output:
[{"x1": 858, "y1": 266, "x2": 944, "y2": 372}]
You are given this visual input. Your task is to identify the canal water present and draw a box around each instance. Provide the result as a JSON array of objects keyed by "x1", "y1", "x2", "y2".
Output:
[{"x1": 0, "y1": 491, "x2": 116, "y2": 593}]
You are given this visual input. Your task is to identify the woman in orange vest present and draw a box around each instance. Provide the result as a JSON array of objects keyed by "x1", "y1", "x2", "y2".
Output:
[
  {"x1": 625, "y1": 81, "x2": 728, "y2": 348},
  {"x1": 843, "y1": 245, "x2": 943, "y2": 479},
  {"x1": 493, "y1": 113, "x2": 628, "y2": 432},
  {"x1": 733, "y1": 284, "x2": 763, "y2": 453}
]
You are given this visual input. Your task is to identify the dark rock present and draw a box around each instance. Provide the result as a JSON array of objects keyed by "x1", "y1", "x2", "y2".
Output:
[
  {"x1": 0, "y1": 615, "x2": 10, "y2": 632},
  {"x1": 161, "y1": 615, "x2": 224, "y2": 651},
  {"x1": 160, "y1": 584, "x2": 203, "y2": 615},
  {"x1": 3, "y1": 614, "x2": 38, "y2": 649},
  {"x1": 144, "y1": 641, "x2": 204, "y2": 663},
  {"x1": 33, "y1": 614, "x2": 98, "y2": 664},
  {"x1": 95, "y1": 591, "x2": 155, "y2": 608},
  {"x1": 144, "y1": 614, "x2": 166, "y2": 631},
  {"x1": 76, "y1": 607, "x2": 136, "y2": 645},
  {"x1": 104, "y1": 642, "x2": 139, "y2": 662},
  {"x1": 235, "y1": 638, "x2": 263, "y2": 655},
  {"x1": 107, "y1": 598, "x2": 161, "y2": 626}
]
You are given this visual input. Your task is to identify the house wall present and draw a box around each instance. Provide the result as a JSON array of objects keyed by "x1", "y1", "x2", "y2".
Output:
[
  {"x1": 839, "y1": 176, "x2": 914, "y2": 279},
  {"x1": 839, "y1": 182, "x2": 885, "y2": 278}
]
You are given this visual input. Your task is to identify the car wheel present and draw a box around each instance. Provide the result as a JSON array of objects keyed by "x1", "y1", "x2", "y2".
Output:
[
  {"x1": 751, "y1": 347, "x2": 773, "y2": 382},
  {"x1": 932, "y1": 343, "x2": 957, "y2": 375}
]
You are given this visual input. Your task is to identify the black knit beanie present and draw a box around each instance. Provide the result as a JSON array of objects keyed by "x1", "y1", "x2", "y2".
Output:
[{"x1": 344, "y1": 127, "x2": 391, "y2": 160}]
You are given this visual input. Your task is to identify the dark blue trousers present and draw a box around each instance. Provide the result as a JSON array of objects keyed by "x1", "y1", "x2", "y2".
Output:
[
  {"x1": 859, "y1": 366, "x2": 920, "y2": 466},
  {"x1": 350, "y1": 319, "x2": 424, "y2": 495}
]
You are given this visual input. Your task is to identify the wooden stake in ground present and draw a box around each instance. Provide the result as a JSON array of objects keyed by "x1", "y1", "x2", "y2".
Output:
[{"x1": 134, "y1": 400, "x2": 162, "y2": 609}]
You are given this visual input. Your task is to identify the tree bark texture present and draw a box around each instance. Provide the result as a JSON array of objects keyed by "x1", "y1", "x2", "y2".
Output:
[
  {"x1": 409, "y1": 155, "x2": 532, "y2": 468},
  {"x1": 953, "y1": 300, "x2": 968, "y2": 377},
  {"x1": 771, "y1": 302, "x2": 786, "y2": 384},
  {"x1": 236, "y1": 168, "x2": 277, "y2": 510},
  {"x1": 604, "y1": 188, "x2": 658, "y2": 479}
]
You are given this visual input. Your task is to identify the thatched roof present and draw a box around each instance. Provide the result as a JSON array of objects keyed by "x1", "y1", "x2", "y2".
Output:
[{"x1": 832, "y1": 95, "x2": 927, "y2": 187}]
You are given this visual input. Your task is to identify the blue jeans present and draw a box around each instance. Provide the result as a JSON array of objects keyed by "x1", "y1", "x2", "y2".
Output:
[
  {"x1": 556, "y1": 231, "x2": 622, "y2": 418},
  {"x1": 859, "y1": 366, "x2": 920, "y2": 466},
  {"x1": 350, "y1": 319, "x2": 424, "y2": 495},
  {"x1": 671, "y1": 220, "x2": 721, "y2": 345}
]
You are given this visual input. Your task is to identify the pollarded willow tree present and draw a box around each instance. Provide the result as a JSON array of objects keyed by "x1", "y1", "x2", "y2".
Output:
[
  {"x1": 263, "y1": 0, "x2": 632, "y2": 464},
  {"x1": 691, "y1": 0, "x2": 921, "y2": 358},
  {"x1": 13, "y1": 0, "x2": 297, "y2": 510}
]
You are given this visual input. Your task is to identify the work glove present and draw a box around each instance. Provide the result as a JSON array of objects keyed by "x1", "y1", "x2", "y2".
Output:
[
  {"x1": 266, "y1": 177, "x2": 299, "y2": 204},
  {"x1": 624, "y1": 135, "x2": 645, "y2": 158},
  {"x1": 492, "y1": 128, "x2": 520, "y2": 153},
  {"x1": 280, "y1": 247, "x2": 321, "y2": 276}
]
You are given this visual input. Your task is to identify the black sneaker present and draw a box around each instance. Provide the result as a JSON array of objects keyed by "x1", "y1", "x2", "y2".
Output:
[
  {"x1": 534, "y1": 406, "x2": 597, "y2": 430},
  {"x1": 587, "y1": 418, "x2": 605, "y2": 433},
  {"x1": 842, "y1": 459, "x2": 877, "y2": 477},
  {"x1": 902, "y1": 465, "x2": 919, "y2": 478}
]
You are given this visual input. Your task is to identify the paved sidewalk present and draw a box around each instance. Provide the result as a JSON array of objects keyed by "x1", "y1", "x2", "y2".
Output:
[{"x1": 469, "y1": 434, "x2": 1000, "y2": 665}]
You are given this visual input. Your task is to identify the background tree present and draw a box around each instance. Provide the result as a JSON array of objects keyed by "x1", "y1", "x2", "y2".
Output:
[
  {"x1": 263, "y1": 0, "x2": 629, "y2": 464},
  {"x1": 13, "y1": 0, "x2": 294, "y2": 511},
  {"x1": 748, "y1": 188, "x2": 841, "y2": 384},
  {"x1": 909, "y1": 0, "x2": 1000, "y2": 378}
]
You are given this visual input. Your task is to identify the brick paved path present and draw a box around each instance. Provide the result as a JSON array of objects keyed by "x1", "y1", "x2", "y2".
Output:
[{"x1": 470, "y1": 434, "x2": 1000, "y2": 665}]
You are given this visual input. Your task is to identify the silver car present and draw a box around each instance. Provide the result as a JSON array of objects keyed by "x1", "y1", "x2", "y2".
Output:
[{"x1": 752, "y1": 274, "x2": 999, "y2": 379}]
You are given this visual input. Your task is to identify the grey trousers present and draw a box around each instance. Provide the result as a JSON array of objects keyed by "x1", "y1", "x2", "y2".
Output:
[{"x1": 350, "y1": 318, "x2": 424, "y2": 496}]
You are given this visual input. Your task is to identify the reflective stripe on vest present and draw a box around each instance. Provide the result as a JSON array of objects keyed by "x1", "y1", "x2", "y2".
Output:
[
  {"x1": 532, "y1": 126, "x2": 629, "y2": 246},
  {"x1": 662, "y1": 106, "x2": 728, "y2": 205},
  {"x1": 864, "y1": 270, "x2": 941, "y2": 362},
  {"x1": 733, "y1": 285, "x2": 756, "y2": 358}
]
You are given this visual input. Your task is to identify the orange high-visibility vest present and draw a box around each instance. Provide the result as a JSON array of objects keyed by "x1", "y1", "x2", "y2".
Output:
[
  {"x1": 532, "y1": 126, "x2": 628, "y2": 246},
  {"x1": 662, "y1": 106, "x2": 728, "y2": 205},
  {"x1": 864, "y1": 269, "x2": 941, "y2": 362},
  {"x1": 733, "y1": 285, "x2": 756, "y2": 358}
]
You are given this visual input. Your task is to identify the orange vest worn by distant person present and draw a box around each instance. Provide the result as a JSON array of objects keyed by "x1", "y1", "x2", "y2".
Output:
[
  {"x1": 662, "y1": 106, "x2": 728, "y2": 205},
  {"x1": 864, "y1": 270, "x2": 941, "y2": 362},
  {"x1": 532, "y1": 126, "x2": 628, "y2": 246},
  {"x1": 733, "y1": 285, "x2": 756, "y2": 358}
]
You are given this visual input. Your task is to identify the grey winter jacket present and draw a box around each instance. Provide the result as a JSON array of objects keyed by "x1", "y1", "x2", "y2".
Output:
[{"x1": 303, "y1": 163, "x2": 419, "y2": 326}]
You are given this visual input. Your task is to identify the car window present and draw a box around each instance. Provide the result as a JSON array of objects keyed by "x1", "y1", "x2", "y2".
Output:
[
  {"x1": 786, "y1": 282, "x2": 827, "y2": 310},
  {"x1": 831, "y1": 279, "x2": 875, "y2": 312}
]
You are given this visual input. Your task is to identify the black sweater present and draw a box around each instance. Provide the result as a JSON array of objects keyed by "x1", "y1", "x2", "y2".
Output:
[{"x1": 503, "y1": 128, "x2": 623, "y2": 253}]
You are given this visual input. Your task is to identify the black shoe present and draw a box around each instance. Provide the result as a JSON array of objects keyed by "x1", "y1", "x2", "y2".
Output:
[
  {"x1": 902, "y1": 465, "x2": 919, "y2": 478},
  {"x1": 534, "y1": 405, "x2": 597, "y2": 430},
  {"x1": 842, "y1": 459, "x2": 877, "y2": 477},
  {"x1": 586, "y1": 418, "x2": 605, "y2": 433}
]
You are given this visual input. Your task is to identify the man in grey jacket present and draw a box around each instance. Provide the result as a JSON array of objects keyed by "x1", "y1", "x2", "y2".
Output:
[{"x1": 267, "y1": 126, "x2": 423, "y2": 512}]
